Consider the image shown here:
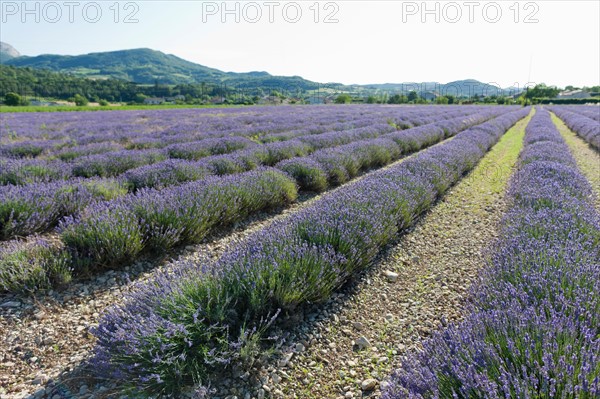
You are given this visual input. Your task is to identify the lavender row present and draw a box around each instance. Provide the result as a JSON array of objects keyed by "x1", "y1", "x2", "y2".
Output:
[
  {"x1": 0, "y1": 168, "x2": 296, "y2": 293},
  {"x1": 549, "y1": 106, "x2": 600, "y2": 150},
  {"x1": 383, "y1": 108, "x2": 599, "y2": 398},
  {"x1": 57, "y1": 168, "x2": 297, "y2": 272},
  {"x1": 552, "y1": 105, "x2": 599, "y2": 122},
  {"x1": 0, "y1": 110, "x2": 502, "y2": 242},
  {"x1": 90, "y1": 108, "x2": 530, "y2": 394},
  {"x1": 1, "y1": 105, "x2": 464, "y2": 159}
]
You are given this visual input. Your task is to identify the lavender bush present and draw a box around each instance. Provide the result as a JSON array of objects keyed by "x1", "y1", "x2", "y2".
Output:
[
  {"x1": 54, "y1": 141, "x2": 125, "y2": 161},
  {"x1": 0, "y1": 238, "x2": 71, "y2": 293},
  {"x1": 126, "y1": 169, "x2": 297, "y2": 251},
  {"x1": 0, "y1": 182, "x2": 63, "y2": 239},
  {"x1": 59, "y1": 201, "x2": 145, "y2": 271},
  {"x1": 275, "y1": 158, "x2": 329, "y2": 192},
  {"x1": 91, "y1": 108, "x2": 529, "y2": 394},
  {"x1": 382, "y1": 108, "x2": 599, "y2": 398},
  {"x1": 0, "y1": 140, "x2": 53, "y2": 158},
  {"x1": 166, "y1": 137, "x2": 257, "y2": 160},
  {"x1": 121, "y1": 160, "x2": 213, "y2": 191}
]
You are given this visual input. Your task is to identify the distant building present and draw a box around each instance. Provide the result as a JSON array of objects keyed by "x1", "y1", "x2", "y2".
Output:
[
  {"x1": 165, "y1": 95, "x2": 185, "y2": 102},
  {"x1": 556, "y1": 90, "x2": 592, "y2": 99},
  {"x1": 28, "y1": 99, "x2": 61, "y2": 106},
  {"x1": 305, "y1": 96, "x2": 325, "y2": 104},
  {"x1": 419, "y1": 91, "x2": 439, "y2": 101},
  {"x1": 257, "y1": 95, "x2": 282, "y2": 105}
]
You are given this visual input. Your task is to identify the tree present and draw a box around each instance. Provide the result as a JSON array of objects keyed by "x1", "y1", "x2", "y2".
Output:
[
  {"x1": 388, "y1": 94, "x2": 407, "y2": 104},
  {"x1": 133, "y1": 93, "x2": 147, "y2": 104},
  {"x1": 366, "y1": 96, "x2": 377, "y2": 104},
  {"x1": 435, "y1": 96, "x2": 449, "y2": 105},
  {"x1": 524, "y1": 84, "x2": 560, "y2": 101},
  {"x1": 72, "y1": 94, "x2": 89, "y2": 106},
  {"x1": 446, "y1": 95, "x2": 455, "y2": 104},
  {"x1": 98, "y1": 99, "x2": 109, "y2": 106},
  {"x1": 4, "y1": 92, "x2": 22, "y2": 106},
  {"x1": 407, "y1": 91, "x2": 418, "y2": 102},
  {"x1": 496, "y1": 96, "x2": 506, "y2": 105},
  {"x1": 335, "y1": 94, "x2": 352, "y2": 104}
]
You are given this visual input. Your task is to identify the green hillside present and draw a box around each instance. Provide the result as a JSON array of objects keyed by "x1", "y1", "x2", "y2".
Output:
[{"x1": 4, "y1": 47, "x2": 319, "y2": 91}]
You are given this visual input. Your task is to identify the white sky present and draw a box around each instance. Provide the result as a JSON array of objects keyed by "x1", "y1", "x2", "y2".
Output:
[{"x1": 1, "y1": 1, "x2": 599, "y2": 88}]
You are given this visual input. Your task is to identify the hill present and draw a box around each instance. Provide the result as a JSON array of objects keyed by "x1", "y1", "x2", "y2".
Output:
[{"x1": 4, "y1": 47, "x2": 320, "y2": 90}]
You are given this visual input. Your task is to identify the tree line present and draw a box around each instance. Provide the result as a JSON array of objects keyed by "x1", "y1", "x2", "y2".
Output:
[{"x1": 0, "y1": 65, "x2": 267, "y2": 105}]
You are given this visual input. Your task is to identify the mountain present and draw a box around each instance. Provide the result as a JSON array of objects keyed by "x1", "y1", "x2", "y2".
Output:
[
  {"x1": 364, "y1": 79, "x2": 519, "y2": 97},
  {"x1": 441, "y1": 79, "x2": 517, "y2": 97},
  {"x1": 4, "y1": 47, "x2": 320, "y2": 90},
  {"x1": 0, "y1": 42, "x2": 21, "y2": 62}
]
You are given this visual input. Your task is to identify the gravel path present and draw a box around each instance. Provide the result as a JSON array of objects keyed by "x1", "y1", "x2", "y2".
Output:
[
  {"x1": 550, "y1": 112, "x2": 600, "y2": 210},
  {"x1": 257, "y1": 115, "x2": 531, "y2": 399}
]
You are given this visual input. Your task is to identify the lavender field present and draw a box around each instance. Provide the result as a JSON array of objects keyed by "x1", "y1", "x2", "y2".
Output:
[{"x1": 1, "y1": 105, "x2": 598, "y2": 399}]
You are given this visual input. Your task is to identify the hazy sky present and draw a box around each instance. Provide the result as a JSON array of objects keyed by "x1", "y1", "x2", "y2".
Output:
[{"x1": 2, "y1": 1, "x2": 598, "y2": 88}]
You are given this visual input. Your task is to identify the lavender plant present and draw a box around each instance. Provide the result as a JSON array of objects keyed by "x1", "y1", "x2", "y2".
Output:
[
  {"x1": 126, "y1": 169, "x2": 297, "y2": 251},
  {"x1": 59, "y1": 201, "x2": 145, "y2": 271},
  {"x1": 275, "y1": 158, "x2": 329, "y2": 192},
  {"x1": 71, "y1": 149, "x2": 168, "y2": 178}
]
